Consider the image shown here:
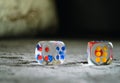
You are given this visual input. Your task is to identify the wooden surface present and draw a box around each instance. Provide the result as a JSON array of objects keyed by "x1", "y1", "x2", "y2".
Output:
[{"x1": 0, "y1": 38, "x2": 120, "y2": 83}]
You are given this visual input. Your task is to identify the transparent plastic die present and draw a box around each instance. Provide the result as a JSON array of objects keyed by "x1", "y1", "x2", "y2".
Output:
[
  {"x1": 35, "y1": 41, "x2": 66, "y2": 65},
  {"x1": 87, "y1": 41, "x2": 113, "y2": 65}
]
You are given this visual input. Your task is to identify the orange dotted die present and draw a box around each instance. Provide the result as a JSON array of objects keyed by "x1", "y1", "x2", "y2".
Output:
[{"x1": 87, "y1": 41, "x2": 113, "y2": 65}]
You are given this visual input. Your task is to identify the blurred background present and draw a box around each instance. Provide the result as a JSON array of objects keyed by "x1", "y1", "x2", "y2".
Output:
[{"x1": 0, "y1": 0, "x2": 119, "y2": 39}]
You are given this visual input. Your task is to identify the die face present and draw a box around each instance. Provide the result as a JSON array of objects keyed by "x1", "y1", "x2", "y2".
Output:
[
  {"x1": 87, "y1": 41, "x2": 113, "y2": 65},
  {"x1": 35, "y1": 41, "x2": 66, "y2": 65},
  {"x1": 55, "y1": 44, "x2": 66, "y2": 63},
  {"x1": 35, "y1": 44, "x2": 43, "y2": 63}
]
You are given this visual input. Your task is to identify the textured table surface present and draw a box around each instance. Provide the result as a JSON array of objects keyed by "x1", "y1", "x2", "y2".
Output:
[{"x1": 0, "y1": 38, "x2": 120, "y2": 83}]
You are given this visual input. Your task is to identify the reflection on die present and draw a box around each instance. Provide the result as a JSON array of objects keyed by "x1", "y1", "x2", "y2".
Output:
[
  {"x1": 87, "y1": 41, "x2": 113, "y2": 65},
  {"x1": 35, "y1": 41, "x2": 66, "y2": 65}
]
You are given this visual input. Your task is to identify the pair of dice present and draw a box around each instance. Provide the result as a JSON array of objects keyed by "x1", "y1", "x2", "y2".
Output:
[{"x1": 35, "y1": 41, "x2": 113, "y2": 65}]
